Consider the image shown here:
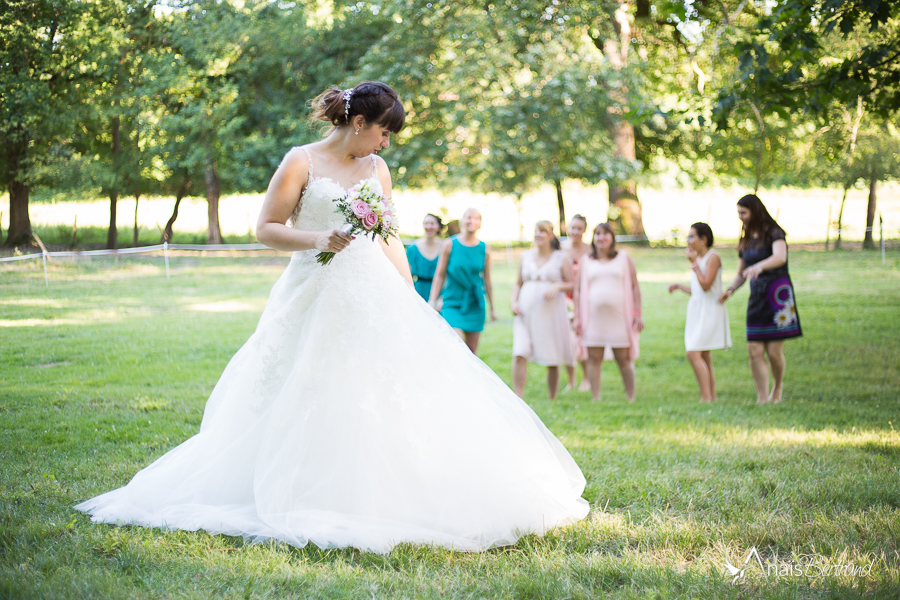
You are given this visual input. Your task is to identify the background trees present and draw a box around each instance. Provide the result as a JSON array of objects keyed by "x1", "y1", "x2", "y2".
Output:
[{"x1": 2, "y1": 0, "x2": 897, "y2": 248}]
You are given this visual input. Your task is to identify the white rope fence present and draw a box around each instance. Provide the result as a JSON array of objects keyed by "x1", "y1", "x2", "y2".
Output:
[
  {"x1": 0, "y1": 242, "x2": 274, "y2": 286},
  {"x1": 2, "y1": 221, "x2": 890, "y2": 288}
]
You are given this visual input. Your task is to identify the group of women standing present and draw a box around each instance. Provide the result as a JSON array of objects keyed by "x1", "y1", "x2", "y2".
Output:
[
  {"x1": 510, "y1": 217, "x2": 643, "y2": 402},
  {"x1": 409, "y1": 194, "x2": 802, "y2": 405}
]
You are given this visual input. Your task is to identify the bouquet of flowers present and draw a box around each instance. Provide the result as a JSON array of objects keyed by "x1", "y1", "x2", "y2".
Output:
[{"x1": 316, "y1": 180, "x2": 399, "y2": 265}]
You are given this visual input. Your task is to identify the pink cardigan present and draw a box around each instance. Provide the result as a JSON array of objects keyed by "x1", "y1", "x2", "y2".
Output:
[{"x1": 578, "y1": 250, "x2": 640, "y2": 361}]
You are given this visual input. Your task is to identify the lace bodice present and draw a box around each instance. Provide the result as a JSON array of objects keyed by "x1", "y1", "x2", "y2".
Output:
[
  {"x1": 290, "y1": 147, "x2": 382, "y2": 232},
  {"x1": 521, "y1": 250, "x2": 565, "y2": 283}
]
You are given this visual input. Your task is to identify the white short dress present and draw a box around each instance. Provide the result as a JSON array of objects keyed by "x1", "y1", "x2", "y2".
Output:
[{"x1": 685, "y1": 249, "x2": 732, "y2": 351}]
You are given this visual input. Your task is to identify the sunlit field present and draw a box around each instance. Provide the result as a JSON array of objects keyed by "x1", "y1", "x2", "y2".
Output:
[{"x1": 1, "y1": 247, "x2": 898, "y2": 599}]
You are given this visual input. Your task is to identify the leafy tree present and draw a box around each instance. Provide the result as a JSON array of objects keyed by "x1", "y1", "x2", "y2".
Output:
[
  {"x1": 0, "y1": 0, "x2": 101, "y2": 246},
  {"x1": 716, "y1": 0, "x2": 900, "y2": 123}
]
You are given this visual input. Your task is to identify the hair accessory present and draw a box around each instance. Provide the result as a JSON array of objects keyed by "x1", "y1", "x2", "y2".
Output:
[{"x1": 343, "y1": 89, "x2": 353, "y2": 123}]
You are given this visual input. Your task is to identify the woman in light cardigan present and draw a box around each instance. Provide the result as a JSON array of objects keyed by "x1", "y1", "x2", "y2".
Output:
[{"x1": 573, "y1": 223, "x2": 643, "y2": 402}]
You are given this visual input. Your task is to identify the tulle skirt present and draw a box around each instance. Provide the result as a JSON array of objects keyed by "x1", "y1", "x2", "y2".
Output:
[{"x1": 76, "y1": 240, "x2": 589, "y2": 553}]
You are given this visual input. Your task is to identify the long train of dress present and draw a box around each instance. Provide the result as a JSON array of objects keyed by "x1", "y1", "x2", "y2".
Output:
[{"x1": 76, "y1": 167, "x2": 589, "y2": 553}]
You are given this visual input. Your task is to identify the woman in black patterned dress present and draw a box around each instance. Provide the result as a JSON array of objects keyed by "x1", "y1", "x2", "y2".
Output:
[{"x1": 719, "y1": 195, "x2": 802, "y2": 403}]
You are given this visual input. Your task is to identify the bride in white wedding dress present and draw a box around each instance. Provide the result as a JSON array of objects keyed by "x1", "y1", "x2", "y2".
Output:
[{"x1": 76, "y1": 82, "x2": 589, "y2": 553}]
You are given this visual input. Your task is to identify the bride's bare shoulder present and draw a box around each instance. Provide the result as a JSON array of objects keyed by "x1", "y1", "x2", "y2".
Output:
[{"x1": 280, "y1": 146, "x2": 311, "y2": 172}]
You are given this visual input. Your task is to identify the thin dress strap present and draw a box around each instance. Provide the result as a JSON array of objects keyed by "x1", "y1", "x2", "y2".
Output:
[
  {"x1": 370, "y1": 154, "x2": 378, "y2": 178},
  {"x1": 301, "y1": 147, "x2": 314, "y2": 179}
]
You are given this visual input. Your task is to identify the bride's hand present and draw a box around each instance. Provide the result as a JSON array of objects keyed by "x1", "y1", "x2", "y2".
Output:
[{"x1": 316, "y1": 229, "x2": 354, "y2": 253}]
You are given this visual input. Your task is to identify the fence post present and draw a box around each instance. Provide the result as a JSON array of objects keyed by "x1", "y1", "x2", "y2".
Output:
[
  {"x1": 164, "y1": 241, "x2": 170, "y2": 280},
  {"x1": 32, "y1": 233, "x2": 51, "y2": 287}
]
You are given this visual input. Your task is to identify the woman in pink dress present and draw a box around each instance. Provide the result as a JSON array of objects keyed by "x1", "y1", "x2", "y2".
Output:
[
  {"x1": 561, "y1": 214, "x2": 592, "y2": 392},
  {"x1": 511, "y1": 221, "x2": 575, "y2": 400},
  {"x1": 573, "y1": 223, "x2": 644, "y2": 402}
]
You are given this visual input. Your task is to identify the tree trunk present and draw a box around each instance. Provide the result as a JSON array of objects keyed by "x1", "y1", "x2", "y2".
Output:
[
  {"x1": 4, "y1": 131, "x2": 33, "y2": 247},
  {"x1": 863, "y1": 177, "x2": 877, "y2": 249},
  {"x1": 133, "y1": 193, "x2": 140, "y2": 246},
  {"x1": 608, "y1": 117, "x2": 645, "y2": 236},
  {"x1": 163, "y1": 178, "x2": 191, "y2": 242},
  {"x1": 598, "y1": 3, "x2": 646, "y2": 237},
  {"x1": 107, "y1": 192, "x2": 118, "y2": 249},
  {"x1": 554, "y1": 179, "x2": 567, "y2": 237},
  {"x1": 205, "y1": 158, "x2": 223, "y2": 245},
  {"x1": 835, "y1": 185, "x2": 848, "y2": 250},
  {"x1": 106, "y1": 114, "x2": 121, "y2": 249}
]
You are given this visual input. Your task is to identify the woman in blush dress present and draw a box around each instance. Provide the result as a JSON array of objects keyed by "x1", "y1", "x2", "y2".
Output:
[
  {"x1": 406, "y1": 213, "x2": 444, "y2": 301},
  {"x1": 510, "y1": 221, "x2": 576, "y2": 400},
  {"x1": 560, "y1": 214, "x2": 591, "y2": 392},
  {"x1": 668, "y1": 222, "x2": 731, "y2": 402},
  {"x1": 429, "y1": 208, "x2": 498, "y2": 354},
  {"x1": 719, "y1": 194, "x2": 801, "y2": 404},
  {"x1": 75, "y1": 81, "x2": 588, "y2": 554},
  {"x1": 574, "y1": 223, "x2": 644, "y2": 402}
]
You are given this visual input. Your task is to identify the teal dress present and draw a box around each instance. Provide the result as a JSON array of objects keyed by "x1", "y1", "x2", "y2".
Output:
[
  {"x1": 441, "y1": 236, "x2": 487, "y2": 333},
  {"x1": 406, "y1": 242, "x2": 439, "y2": 301}
]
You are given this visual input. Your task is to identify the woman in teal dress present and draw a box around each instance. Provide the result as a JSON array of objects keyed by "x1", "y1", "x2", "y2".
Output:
[
  {"x1": 406, "y1": 214, "x2": 444, "y2": 301},
  {"x1": 429, "y1": 208, "x2": 497, "y2": 354}
]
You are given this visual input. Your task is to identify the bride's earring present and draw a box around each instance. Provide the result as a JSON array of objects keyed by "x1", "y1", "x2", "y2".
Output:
[{"x1": 355, "y1": 128, "x2": 359, "y2": 135}]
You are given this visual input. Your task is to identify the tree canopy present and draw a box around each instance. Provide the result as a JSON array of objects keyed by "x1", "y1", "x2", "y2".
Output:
[{"x1": 2, "y1": 0, "x2": 897, "y2": 247}]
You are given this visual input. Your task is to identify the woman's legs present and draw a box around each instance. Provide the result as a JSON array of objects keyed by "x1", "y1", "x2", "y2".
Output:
[
  {"x1": 612, "y1": 347, "x2": 636, "y2": 402},
  {"x1": 765, "y1": 340, "x2": 786, "y2": 402},
  {"x1": 586, "y1": 347, "x2": 604, "y2": 401},
  {"x1": 547, "y1": 366, "x2": 560, "y2": 400},
  {"x1": 463, "y1": 331, "x2": 482, "y2": 354},
  {"x1": 687, "y1": 350, "x2": 713, "y2": 402},
  {"x1": 579, "y1": 361, "x2": 591, "y2": 391},
  {"x1": 702, "y1": 350, "x2": 716, "y2": 401},
  {"x1": 747, "y1": 341, "x2": 769, "y2": 403},
  {"x1": 564, "y1": 364, "x2": 576, "y2": 391},
  {"x1": 565, "y1": 362, "x2": 591, "y2": 392},
  {"x1": 512, "y1": 356, "x2": 528, "y2": 397}
]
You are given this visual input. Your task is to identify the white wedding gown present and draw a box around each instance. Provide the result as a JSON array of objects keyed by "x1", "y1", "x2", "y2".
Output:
[{"x1": 76, "y1": 152, "x2": 589, "y2": 553}]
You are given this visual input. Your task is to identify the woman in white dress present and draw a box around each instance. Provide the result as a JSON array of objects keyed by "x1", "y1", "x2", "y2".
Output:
[
  {"x1": 75, "y1": 81, "x2": 588, "y2": 554},
  {"x1": 511, "y1": 221, "x2": 576, "y2": 400},
  {"x1": 668, "y1": 223, "x2": 731, "y2": 402}
]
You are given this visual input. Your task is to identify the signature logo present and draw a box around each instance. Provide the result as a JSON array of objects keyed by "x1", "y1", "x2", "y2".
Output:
[
  {"x1": 724, "y1": 547, "x2": 768, "y2": 585},
  {"x1": 724, "y1": 547, "x2": 874, "y2": 584}
]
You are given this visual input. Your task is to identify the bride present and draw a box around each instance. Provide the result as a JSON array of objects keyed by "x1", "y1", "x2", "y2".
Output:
[{"x1": 76, "y1": 81, "x2": 589, "y2": 553}]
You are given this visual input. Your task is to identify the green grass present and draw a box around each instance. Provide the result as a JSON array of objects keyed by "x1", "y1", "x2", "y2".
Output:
[{"x1": 1, "y1": 247, "x2": 899, "y2": 599}]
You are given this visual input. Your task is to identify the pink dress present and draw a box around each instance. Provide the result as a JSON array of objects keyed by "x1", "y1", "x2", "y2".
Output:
[
  {"x1": 512, "y1": 250, "x2": 575, "y2": 367},
  {"x1": 579, "y1": 252, "x2": 640, "y2": 360}
]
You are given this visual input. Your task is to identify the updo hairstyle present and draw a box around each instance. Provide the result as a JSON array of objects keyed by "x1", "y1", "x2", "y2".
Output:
[
  {"x1": 311, "y1": 81, "x2": 405, "y2": 133},
  {"x1": 424, "y1": 213, "x2": 445, "y2": 233}
]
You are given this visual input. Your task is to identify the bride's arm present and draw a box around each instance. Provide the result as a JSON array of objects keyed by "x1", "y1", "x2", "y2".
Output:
[
  {"x1": 374, "y1": 156, "x2": 414, "y2": 285},
  {"x1": 256, "y1": 148, "x2": 353, "y2": 253}
]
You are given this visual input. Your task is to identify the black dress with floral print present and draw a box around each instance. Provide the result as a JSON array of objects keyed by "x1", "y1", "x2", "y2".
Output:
[{"x1": 739, "y1": 226, "x2": 802, "y2": 341}]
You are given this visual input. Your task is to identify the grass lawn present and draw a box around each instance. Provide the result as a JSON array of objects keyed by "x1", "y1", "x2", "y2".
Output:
[{"x1": 1, "y1": 246, "x2": 898, "y2": 599}]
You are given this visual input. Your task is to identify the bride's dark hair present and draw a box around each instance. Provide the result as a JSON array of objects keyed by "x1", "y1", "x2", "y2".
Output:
[{"x1": 311, "y1": 81, "x2": 405, "y2": 133}]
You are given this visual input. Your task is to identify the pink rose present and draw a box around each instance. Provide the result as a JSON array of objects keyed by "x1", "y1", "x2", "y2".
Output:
[
  {"x1": 382, "y1": 212, "x2": 394, "y2": 228},
  {"x1": 362, "y1": 211, "x2": 379, "y2": 230},
  {"x1": 350, "y1": 199, "x2": 370, "y2": 218}
]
